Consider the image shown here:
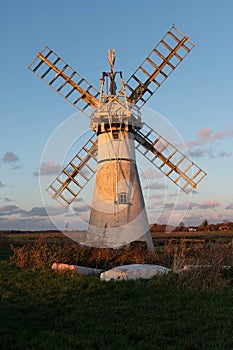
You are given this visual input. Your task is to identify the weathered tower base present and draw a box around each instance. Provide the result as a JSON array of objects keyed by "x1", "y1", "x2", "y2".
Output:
[{"x1": 88, "y1": 124, "x2": 154, "y2": 251}]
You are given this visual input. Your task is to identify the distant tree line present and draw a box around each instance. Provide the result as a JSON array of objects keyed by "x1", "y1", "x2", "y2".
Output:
[{"x1": 150, "y1": 220, "x2": 233, "y2": 233}]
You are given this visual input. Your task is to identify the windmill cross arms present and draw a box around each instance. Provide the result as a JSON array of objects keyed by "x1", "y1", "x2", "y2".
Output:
[
  {"x1": 125, "y1": 26, "x2": 195, "y2": 109},
  {"x1": 47, "y1": 132, "x2": 98, "y2": 207},
  {"x1": 28, "y1": 46, "x2": 99, "y2": 117},
  {"x1": 134, "y1": 123, "x2": 207, "y2": 193}
]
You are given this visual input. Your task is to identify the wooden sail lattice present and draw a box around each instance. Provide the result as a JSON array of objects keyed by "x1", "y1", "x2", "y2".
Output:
[
  {"x1": 47, "y1": 132, "x2": 98, "y2": 207},
  {"x1": 125, "y1": 25, "x2": 195, "y2": 109},
  {"x1": 135, "y1": 122, "x2": 207, "y2": 193},
  {"x1": 28, "y1": 25, "x2": 206, "y2": 206},
  {"x1": 28, "y1": 46, "x2": 99, "y2": 116}
]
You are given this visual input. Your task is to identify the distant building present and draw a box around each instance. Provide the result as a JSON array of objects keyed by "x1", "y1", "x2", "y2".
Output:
[
  {"x1": 188, "y1": 227, "x2": 197, "y2": 232},
  {"x1": 219, "y1": 224, "x2": 230, "y2": 231}
]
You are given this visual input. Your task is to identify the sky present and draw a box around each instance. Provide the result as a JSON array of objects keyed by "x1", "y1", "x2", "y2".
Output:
[{"x1": 1, "y1": 0, "x2": 233, "y2": 231}]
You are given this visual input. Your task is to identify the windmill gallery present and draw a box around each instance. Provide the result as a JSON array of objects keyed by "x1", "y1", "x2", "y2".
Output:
[{"x1": 28, "y1": 25, "x2": 206, "y2": 251}]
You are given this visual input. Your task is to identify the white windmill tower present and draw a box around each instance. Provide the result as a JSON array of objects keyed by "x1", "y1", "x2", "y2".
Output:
[{"x1": 28, "y1": 25, "x2": 206, "y2": 251}]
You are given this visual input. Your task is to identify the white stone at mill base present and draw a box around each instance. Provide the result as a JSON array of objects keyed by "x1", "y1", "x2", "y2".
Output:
[{"x1": 100, "y1": 264, "x2": 171, "y2": 281}]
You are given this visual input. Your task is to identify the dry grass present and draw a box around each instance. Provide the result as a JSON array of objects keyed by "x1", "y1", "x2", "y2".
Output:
[
  {"x1": 9, "y1": 235, "x2": 233, "y2": 269},
  {"x1": 8, "y1": 234, "x2": 233, "y2": 291},
  {"x1": 159, "y1": 239, "x2": 233, "y2": 291},
  {"x1": 10, "y1": 236, "x2": 155, "y2": 270}
]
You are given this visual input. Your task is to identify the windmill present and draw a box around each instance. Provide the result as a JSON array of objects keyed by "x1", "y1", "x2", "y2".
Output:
[{"x1": 28, "y1": 25, "x2": 207, "y2": 250}]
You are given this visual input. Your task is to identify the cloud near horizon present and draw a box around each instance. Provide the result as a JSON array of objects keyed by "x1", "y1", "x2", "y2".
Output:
[
  {"x1": 11, "y1": 165, "x2": 21, "y2": 171},
  {"x1": 140, "y1": 167, "x2": 162, "y2": 180},
  {"x1": 0, "y1": 199, "x2": 230, "y2": 231},
  {"x1": 189, "y1": 147, "x2": 232, "y2": 159},
  {"x1": 2, "y1": 152, "x2": 19, "y2": 163},
  {"x1": 0, "y1": 181, "x2": 6, "y2": 188},
  {"x1": 0, "y1": 205, "x2": 19, "y2": 216},
  {"x1": 0, "y1": 216, "x2": 56, "y2": 231},
  {"x1": 0, "y1": 204, "x2": 69, "y2": 231},
  {"x1": 143, "y1": 181, "x2": 167, "y2": 190},
  {"x1": 70, "y1": 205, "x2": 90, "y2": 215},
  {"x1": 0, "y1": 197, "x2": 13, "y2": 202},
  {"x1": 34, "y1": 161, "x2": 62, "y2": 176},
  {"x1": 198, "y1": 200, "x2": 219, "y2": 209},
  {"x1": 225, "y1": 203, "x2": 233, "y2": 210},
  {"x1": 185, "y1": 127, "x2": 233, "y2": 159},
  {"x1": 162, "y1": 199, "x2": 219, "y2": 211},
  {"x1": 187, "y1": 127, "x2": 233, "y2": 148},
  {"x1": 0, "y1": 204, "x2": 66, "y2": 218}
]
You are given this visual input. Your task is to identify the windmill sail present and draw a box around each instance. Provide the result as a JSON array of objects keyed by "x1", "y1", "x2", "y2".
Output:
[
  {"x1": 125, "y1": 25, "x2": 194, "y2": 109},
  {"x1": 29, "y1": 27, "x2": 206, "y2": 251},
  {"x1": 135, "y1": 123, "x2": 207, "y2": 193},
  {"x1": 47, "y1": 132, "x2": 98, "y2": 207},
  {"x1": 28, "y1": 46, "x2": 99, "y2": 116}
]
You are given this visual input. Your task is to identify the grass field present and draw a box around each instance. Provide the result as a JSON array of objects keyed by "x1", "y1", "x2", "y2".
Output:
[{"x1": 1, "y1": 231, "x2": 233, "y2": 349}]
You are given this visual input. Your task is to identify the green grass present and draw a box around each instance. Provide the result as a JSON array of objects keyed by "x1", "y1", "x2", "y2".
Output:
[
  {"x1": 1, "y1": 233, "x2": 233, "y2": 349},
  {"x1": 1, "y1": 262, "x2": 233, "y2": 350}
]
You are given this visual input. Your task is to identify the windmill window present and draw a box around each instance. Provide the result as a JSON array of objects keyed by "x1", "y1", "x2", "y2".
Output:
[
  {"x1": 118, "y1": 192, "x2": 128, "y2": 204},
  {"x1": 112, "y1": 131, "x2": 119, "y2": 139}
]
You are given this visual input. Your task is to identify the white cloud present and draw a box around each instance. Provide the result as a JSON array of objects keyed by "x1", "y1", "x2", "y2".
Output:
[
  {"x1": 11, "y1": 165, "x2": 21, "y2": 171},
  {"x1": 0, "y1": 216, "x2": 56, "y2": 231},
  {"x1": 0, "y1": 181, "x2": 6, "y2": 188},
  {"x1": 189, "y1": 148, "x2": 206, "y2": 158},
  {"x1": 219, "y1": 151, "x2": 232, "y2": 158},
  {"x1": 148, "y1": 193, "x2": 163, "y2": 200},
  {"x1": 2, "y1": 152, "x2": 19, "y2": 163},
  {"x1": 0, "y1": 205, "x2": 20, "y2": 216},
  {"x1": 189, "y1": 147, "x2": 232, "y2": 160},
  {"x1": 187, "y1": 127, "x2": 233, "y2": 148},
  {"x1": 21, "y1": 206, "x2": 66, "y2": 217},
  {"x1": 144, "y1": 181, "x2": 167, "y2": 190},
  {"x1": 225, "y1": 203, "x2": 233, "y2": 210},
  {"x1": 140, "y1": 168, "x2": 162, "y2": 179},
  {"x1": 192, "y1": 190, "x2": 199, "y2": 195},
  {"x1": 154, "y1": 200, "x2": 220, "y2": 212},
  {"x1": 198, "y1": 200, "x2": 219, "y2": 209},
  {"x1": 34, "y1": 161, "x2": 61, "y2": 176},
  {"x1": 0, "y1": 204, "x2": 66, "y2": 218},
  {"x1": 0, "y1": 197, "x2": 13, "y2": 202},
  {"x1": 185, "y1": 127, "x2": 233, "y2": 159}
]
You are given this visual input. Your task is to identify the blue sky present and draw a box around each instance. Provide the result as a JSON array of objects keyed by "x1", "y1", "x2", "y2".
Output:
[{"x1": 1, "y1": 0, "x2": 233, "y2": 230}]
